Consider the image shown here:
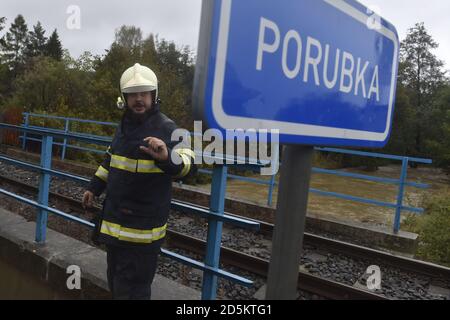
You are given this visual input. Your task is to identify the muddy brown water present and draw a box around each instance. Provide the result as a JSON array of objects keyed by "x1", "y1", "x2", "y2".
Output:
[
  {"x1": 0, "y1": 258, "x2": 72, "y2": 299},
  {"x1": 197, "y1": 165, "x2": 450, "y2": 229}
]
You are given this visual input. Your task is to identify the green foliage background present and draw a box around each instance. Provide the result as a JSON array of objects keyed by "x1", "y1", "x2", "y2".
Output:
[{"x1": 403, "y1": 191, "x2": 450, "y2": 266}]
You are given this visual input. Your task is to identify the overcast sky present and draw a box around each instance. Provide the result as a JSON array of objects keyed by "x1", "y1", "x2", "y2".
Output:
[{"x1": 0, "y1": 0, "x2": 449, "y2": 70}]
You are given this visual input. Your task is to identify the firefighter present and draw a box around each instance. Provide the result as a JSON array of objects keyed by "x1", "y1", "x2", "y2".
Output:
[{"x1": 82, "y1": 63, "x2": 195, "y2": 299}]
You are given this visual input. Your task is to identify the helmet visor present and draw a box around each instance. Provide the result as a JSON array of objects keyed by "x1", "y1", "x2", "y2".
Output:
[{"x1": 122, "y1": 85, "x2": 156, "y2": 94}]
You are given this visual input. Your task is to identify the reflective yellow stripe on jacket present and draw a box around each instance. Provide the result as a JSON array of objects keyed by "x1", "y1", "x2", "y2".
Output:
[
  {"x1": 100, "y1": 220, "x2": 167, "y2": 244},
  {"x1": 110, "y1": 151, "x2": 194, "y2": 176},
  {"x1": 137, "y1": 159, "x2": 164, "y2": 173},
  {"x1": 110, "y1": 154, "x2": 137, "y2": 172},
  {"x1": 173, "y1": 148, "x2": 195, "y2": 178},
  {"x1": 110, "y1": 154, "x2": 164, "y2": 173},
  {"x1": 95, "y1": 166, "x2": 109, "y2": 182}
]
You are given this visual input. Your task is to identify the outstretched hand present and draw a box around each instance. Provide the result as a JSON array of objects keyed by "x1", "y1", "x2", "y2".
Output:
[
  {"x1": 82, "y1": 190, "x2": 94, "y2": 210},
  {"x1": 140, "y1": 137, "x2": 169, "y2": 162}
]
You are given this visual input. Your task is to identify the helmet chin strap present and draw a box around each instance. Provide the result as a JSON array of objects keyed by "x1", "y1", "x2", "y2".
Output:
[{"x1": 118, "y1": 90, "x2": 158, "y2": 110}]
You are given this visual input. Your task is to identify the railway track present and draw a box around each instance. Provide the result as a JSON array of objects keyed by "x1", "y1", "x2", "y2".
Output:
[{"x1": 1, "y1": 174, "x2": 449, "y2": 300}]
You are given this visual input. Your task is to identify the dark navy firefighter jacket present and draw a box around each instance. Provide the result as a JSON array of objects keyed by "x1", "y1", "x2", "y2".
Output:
[{"x1": 87, "y1": 104, "x2": 196, "y2": 250}]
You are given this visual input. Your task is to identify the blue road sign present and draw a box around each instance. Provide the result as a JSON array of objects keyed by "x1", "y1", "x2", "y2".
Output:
[{"x1": 193, "y1": 0, "x2": 400, "y2": 147}]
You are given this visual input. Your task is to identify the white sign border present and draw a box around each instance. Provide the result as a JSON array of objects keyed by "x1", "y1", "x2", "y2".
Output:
[{"x1": 211, "y1": 0, "x2": 399, "y2": 142}]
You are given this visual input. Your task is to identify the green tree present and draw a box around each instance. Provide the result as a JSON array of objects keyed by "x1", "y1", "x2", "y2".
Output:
[
  {"x1": 399, "y1": 23, "x2": 448, "y2": 155},
  {"x1": 9, "y1": 55, "x2": 94, "y2": 115},
  {"x1": 0, "y1": 17, "x2": 5, "y2": 34},
  {"x1": 155, "y1": 38, "x2": 194, "y2": 128},
  {"x1": 0, "y1": 16, "x2": 9, "y2": 103},
  {"x1": 92, "y1": 41, "x2": 136, "y2": 121},
  {"x1": 45, "y1": 29, "x2": 63, "y2": 61},
  {"x1": 114, "y1": 25, "x2": 142, "y2": 56},
  {"x1": 74, "y1": 51, "x2": 98, "y2": 73},
  {"x1": 1, "y1": 14, "x2": 29, "y2": 77},
  {"x1": 425, "y1": 85, "x2": 450, "y2": 172},
  {"x1": 141, "y1": 34, "x2": 160, "y2": 72},
  {"x1": 25, "y1": 21, "x2": 47, "y2": 58},
  {"x1": 0, "y1": 63, "x2": 11, "y2": 104},
  {"x1": 385, "y1": 81, "x2": 417, "y2": 156}
]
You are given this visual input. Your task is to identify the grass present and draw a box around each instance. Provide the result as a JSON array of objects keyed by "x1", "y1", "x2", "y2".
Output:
[{"x1": 403, "y1": 188, "x2": 450, "y2": 267}]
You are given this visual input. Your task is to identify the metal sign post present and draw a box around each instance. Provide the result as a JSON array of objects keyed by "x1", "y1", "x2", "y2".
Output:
[{"x1": 265, "y1": 145, "x2": 314, "y2": 299}]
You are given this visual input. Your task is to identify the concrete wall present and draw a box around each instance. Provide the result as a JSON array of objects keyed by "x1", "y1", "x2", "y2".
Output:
[
  {"x1": 0, "y1": 207, "x2": 203, "y2": 300},
  {"x1": 0, "y1": 207, "x2": 111, "y2": 299}
]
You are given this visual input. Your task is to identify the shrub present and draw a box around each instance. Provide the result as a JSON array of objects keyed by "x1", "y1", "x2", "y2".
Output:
[{"x1": 403, "y1": 191, "x2": 450, "y2": 267}]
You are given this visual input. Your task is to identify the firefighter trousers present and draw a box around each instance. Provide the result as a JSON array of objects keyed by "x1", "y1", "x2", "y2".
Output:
[{"x1": 106, "y1": 245, "x2": 159, "y2": 300}]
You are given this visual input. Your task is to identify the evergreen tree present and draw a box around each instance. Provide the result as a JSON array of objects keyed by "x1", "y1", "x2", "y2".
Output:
[
  {"x1": 399, "y1": 22, "x2": 448, "y2": 155},
  {"x1": 45, "y1": 29, "x2": 63, "y2": 61},
  {"x1": 0, "y1": 17, "x2": 6, "y2": 61},
  {"x1": 1, "y1": 14, "x2": 29, "y2": 77},
  {"x1": 0, "y1": 17, "x2": 5, "y2": 33},
  {"x1": 26, "y1": 21, "x2": 47, "y2": 58},
  {"x1": 385, "y1": 81, "x2": 417, "y2": 156}
]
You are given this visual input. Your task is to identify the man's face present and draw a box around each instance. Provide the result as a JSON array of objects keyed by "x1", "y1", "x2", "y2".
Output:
[{"x1": 126, "y1": 91, "x2": 153, "y2": 114}]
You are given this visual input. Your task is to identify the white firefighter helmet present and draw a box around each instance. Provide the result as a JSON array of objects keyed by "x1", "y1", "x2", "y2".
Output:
[{"x1": 118, "y1": 63, "x2": 158, "y2": 108}]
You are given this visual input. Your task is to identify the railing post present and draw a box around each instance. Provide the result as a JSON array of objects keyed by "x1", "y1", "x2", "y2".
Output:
[
  {"x1": 394, "y1": 157, "x2": 409, "y2": 233},
  {"x1": 267, "y1": 146, "x2": 279, "y2": 206},
  {"x1": 268, "y1": 174, "x2": 275, "y2": 206},
  {"x1": 35, "y1": 135, "x2": 53, "y2": 243},
  {"x1": 22, "y1": 113, "x2": 29, "y2": 150},
  {"x1": 61, "y1": 119, "x2": 69, "y2": 160},
  {"x1": 201, "y1": 164, "x2": 227, "y2": 300}
]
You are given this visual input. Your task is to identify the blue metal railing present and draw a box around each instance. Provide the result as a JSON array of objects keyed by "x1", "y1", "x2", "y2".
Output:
[
  {"x1": 312, "y1": 147, "x2": 431, "y2": 233},
  {"x1": 20, "y1": 112, "x2": 118, "y2": 158},
  {"x1": 17, "y1": 113, "x2": 432, "y2": 233},
  {"x1": 19, "y1": 112, "x2": 279, "y2": 204},
  {"x1": 0, "y1": 122, "x2": 261, "y2": 300}
]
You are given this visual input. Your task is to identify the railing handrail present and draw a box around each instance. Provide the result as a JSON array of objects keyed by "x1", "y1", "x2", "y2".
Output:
[
  {"x1": 22, "y1": 113, "x2": 432, "y2": 164},
  {"x1": 1, "y1": 123, "x2": 111, "y2": 146},
  {"x1": 23, "y1": 112, "x2": 118, "y2": 127},
  {"x1": 26, "y1": 124, "x2": 111, "y2": 139},
  {"x1": 316, "y1": 147, "x2": 432, "y2": 164},
  {"x1": 13, "y1": 122, "x2": 270, "y2": 167},
  {"x1": 9, "y1": 118, "x2": 434, "y2": 185},
  {"x1": 0, "y1": 154, "x2": 260, "y2": 230},
  {"x1": 7, "y1": 113, "x2": 435, "y2": 233}
]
